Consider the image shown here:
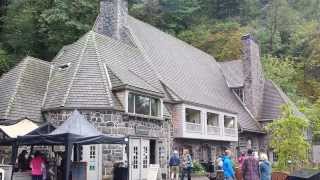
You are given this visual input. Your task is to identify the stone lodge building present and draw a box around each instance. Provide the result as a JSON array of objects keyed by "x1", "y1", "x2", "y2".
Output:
[{"x1": 0, "y1": 0, "x2": 302, "y2": 179}]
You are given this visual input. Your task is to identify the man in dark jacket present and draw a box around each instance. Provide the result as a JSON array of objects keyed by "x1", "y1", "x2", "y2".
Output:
[{"x1": 169, "y1": 150, "x2": 180, "y2": 180}]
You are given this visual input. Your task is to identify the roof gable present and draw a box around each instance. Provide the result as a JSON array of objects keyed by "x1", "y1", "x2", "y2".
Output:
[{"x1": 0, "y1": 57, "x2": 51, "y2": 122}]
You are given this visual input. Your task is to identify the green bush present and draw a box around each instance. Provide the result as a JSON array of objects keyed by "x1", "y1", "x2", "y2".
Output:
[{"x1": 192, "y1": 161, "x2": 206, "y2": 176}]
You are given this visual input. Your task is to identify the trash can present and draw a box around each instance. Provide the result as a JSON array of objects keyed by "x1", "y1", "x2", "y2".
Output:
[
  {"x1": 288, "y1": 169, "x2": 320, "y2": 180},
  {"x1": 0, "y1": 168, "x2": 3, "y2": 180},
  {"x1": 113, "y1": 162, "x2": 128, "y2": 180}
]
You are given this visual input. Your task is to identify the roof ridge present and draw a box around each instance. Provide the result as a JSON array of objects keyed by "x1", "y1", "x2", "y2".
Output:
[
  {"x1": 5, "y1": 58, "x2": 29, "y2": 119},
  {"x1": 104, "y1": 65, "x2": 124, "y2": 87},
  {"x1": 62, "y1": 32, "x2": 91, "y2": 107},
  {"x1": 41, "y1": 64, "x2": 54, "y2": 109},
  {"x1": 91, "y1": 32, "x2": 114, "y2": 107}
]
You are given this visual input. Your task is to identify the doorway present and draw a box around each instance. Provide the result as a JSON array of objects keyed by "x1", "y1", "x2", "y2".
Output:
[{"x1": 129, "y1": 138, "x2": 150, "y2": 180}]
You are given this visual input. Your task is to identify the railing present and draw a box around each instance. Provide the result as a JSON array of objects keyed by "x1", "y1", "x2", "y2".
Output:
[
  {"x1": 185, "y1": 122, "x2": 202, "y2": 133},
  {"x1": 224, "y1": 127, "x2": 237, "y2": 137},
  {"x1": 207, "y1": 125, "x2": 220, "y2": 136}
]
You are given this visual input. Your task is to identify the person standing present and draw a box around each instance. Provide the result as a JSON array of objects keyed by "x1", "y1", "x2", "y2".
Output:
[
  {"x1": 169, "y1": 150, "x2": 180, "y2": 180},
  {"x1": 238, "y1": 152, "x2": 245, "y2": 169},
  {"x1": 181, "y1": 149, "x2": 193, "y2": 180},
  {"x1": 259, "y1": 153, "x2": 272, "y2": 180},
  {"x1": 242, "y1": 149, "x2": 259, "y2": 180},
  {"x1": 30, "y1": 151, "x2": 45, "y2": 180},
  {"x1": 223, "y1": 150, "x2": 235, "y2": 180},
  {"x1": 18, "y1": 150, "x2": 29, "y2": 172}
]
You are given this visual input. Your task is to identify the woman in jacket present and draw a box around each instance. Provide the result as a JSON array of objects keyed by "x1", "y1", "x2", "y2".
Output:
[{"x1": 259, "y1": 153, "x2": 272, "y2": 180}]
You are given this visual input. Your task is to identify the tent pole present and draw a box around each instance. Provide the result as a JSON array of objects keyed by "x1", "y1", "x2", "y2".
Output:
[
  {"x1": 10, "y1": 143, "x2": 18, "y2": 180},
  {"x1": 64, "y1": 135, "x2": 73, "y2": 180}
]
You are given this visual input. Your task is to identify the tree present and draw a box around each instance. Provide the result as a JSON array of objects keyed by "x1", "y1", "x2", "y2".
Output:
[
  {"x1": 0, "y1": 48, "x2": 11, "y2": 76},
  {"x1": 262, "y1": 55, "x2": 299, "y2": 99},
  {"x1": 266, "y1": 105, "x2": 309, "y2": 171},
  {"x1": 178, "y1": 21, "x2": 246, "y2": 61}
]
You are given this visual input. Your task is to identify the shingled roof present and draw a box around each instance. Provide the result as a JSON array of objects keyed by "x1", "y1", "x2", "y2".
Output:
[
  {"x1": 219, "y1": 59, "x2": 303, "y2": 122},
  {"x1": 43, "y1": 31, "x2": 163, "y2": 110},
  {"x1": 219, "y1": 60, "x2": 244, "y2": 88},
  {"x1": 0, "y1": 57, "x2": 51, "y2": 122}
]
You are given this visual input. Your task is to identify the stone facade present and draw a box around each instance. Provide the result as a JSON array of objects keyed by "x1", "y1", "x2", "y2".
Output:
[
  {"x1": 96, "y1": 0, "x2": 128, "y2": 40},
  {"x1": 44, "y1": 109, "x2": 170, "y2": 177},
  {"x1": 242, "y1": 34, "x2": 265, "y2": 119}
]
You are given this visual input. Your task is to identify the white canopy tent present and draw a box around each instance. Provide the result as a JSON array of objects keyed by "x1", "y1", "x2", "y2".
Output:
[{"x1": 0, "y1": 119, "x2": 38, "y2": 138}]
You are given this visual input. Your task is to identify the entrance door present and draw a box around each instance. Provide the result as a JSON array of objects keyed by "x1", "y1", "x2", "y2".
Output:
[
  {"x1": 82, "y1": 145, "x2": 102, "y2": 180},
  {"x1": 130, "y1": 139, "x2": 150, "y2": 180}
]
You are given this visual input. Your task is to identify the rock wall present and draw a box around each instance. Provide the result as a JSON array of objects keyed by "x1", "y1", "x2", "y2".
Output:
[{"x1": 45, "y1": 109, "x2": 170, "y2": 177}]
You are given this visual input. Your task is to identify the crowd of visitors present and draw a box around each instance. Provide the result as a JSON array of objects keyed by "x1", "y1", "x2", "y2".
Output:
[
  {"x1": 169, "y1": 148, "x2": 272, "y2": 180},
  {"x1": 16, "y1": 150, "x2": 67, "y2": 180}
]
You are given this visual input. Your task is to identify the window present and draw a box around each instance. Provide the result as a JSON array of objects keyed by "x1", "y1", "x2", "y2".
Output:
[
  {"x1": 185, "y1": 108, "x2": 201, "y2": 124},
  {"x1": 135, "y1": 95, "x2": 150, "y2": 115},
  {"x1": 224, "y1": 115, "x2": 236, "y2": 128},
  {"x1": 128, "y1": 93, "x2": 134, "y2": 113},
  {"x1": 128, "y1": 93, "x2": 160, "y2": 117},
  {"x1": 89, "y1": 146, "x2": 96, "y2": 159},
  {"x1": 233, "y1": 88, "x2": 244, "y2": 102},
  {"x1": 207, "y1": 112, "x2": 219, "y2": 126}
]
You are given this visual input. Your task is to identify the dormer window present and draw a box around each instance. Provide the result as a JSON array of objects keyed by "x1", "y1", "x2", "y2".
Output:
[
  {"x1": 233, "y1": 88, "x2": 244, "y2": 102},
  {"x1": 128, "y1": 93, "x2": 160, "y2": 117}
]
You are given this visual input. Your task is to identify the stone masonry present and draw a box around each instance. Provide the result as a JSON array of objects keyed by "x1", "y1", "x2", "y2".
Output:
[{"x1": 45, "y1": 109, "x2": 170, "y2": 177}]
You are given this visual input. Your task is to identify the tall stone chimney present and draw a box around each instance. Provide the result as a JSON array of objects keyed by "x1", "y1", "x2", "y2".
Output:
[
  {"x1": 95, "y1": 0, "x2": 128, "y2": 40},
  {"x1": 241, "y1": 34, "x2": 265, "y2": 119}
]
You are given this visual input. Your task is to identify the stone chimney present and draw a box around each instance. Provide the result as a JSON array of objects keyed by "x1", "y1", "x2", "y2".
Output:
[
  {"x1": 95, "y1": 0, "x2": 128, "y2": 40},
  {"x1": 241, "y1": 34, "x2": 265, "y2": 119}
]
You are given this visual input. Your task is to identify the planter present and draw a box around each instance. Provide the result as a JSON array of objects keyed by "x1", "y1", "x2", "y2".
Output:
[{"x1": 272, "y1": 171, "x2": 289, "y2": 180}]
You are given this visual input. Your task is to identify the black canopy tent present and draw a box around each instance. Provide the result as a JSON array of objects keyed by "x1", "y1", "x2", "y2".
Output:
[{"x1": 2, "y1": 110, "x2": 128, "y2": 180}]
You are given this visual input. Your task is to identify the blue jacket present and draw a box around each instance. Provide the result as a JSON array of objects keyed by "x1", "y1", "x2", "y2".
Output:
[
  {"x1": 260, "y1": 160, "x2": 272, "y2": 180},
  {"x1": 169, "y1": 154, "x2": 180, "y2": 166},
  {"x1": 223, "y1": 156, "x2": 235, "y2": 177}
]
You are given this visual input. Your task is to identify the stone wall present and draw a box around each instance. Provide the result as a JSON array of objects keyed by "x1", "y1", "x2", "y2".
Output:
[
  {"x1": 45, "y1": 109, "x2": 170, "y2": 177},
  {"x1": 242, "y1": 34, "x2": 265, "y2": 119}
]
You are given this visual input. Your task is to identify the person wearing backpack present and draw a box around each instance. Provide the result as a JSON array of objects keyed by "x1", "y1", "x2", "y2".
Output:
[
  {"x1": 181, "y1": 149, "x2": 193, "y2": 180},
  {"x1": 169, "y1": 150, "x2": 180, "y2": 180},
  {"x1": 259, "y1": 153, "x2": 271, "y2": 180}
]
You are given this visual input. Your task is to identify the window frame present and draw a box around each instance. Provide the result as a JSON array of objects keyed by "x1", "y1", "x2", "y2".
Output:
[
  {"x1": 127, "y1": 92, "x2": 161, "y2": 117},
  {"x1": 185, "y1": 108, "x2": 201, "y2": 124},
  {"x1": 207, "y1": 112, "x2": 219, "y2": 127},
  {"x1": 224, "y1": 115, "x2": 236, "y2": 129}
]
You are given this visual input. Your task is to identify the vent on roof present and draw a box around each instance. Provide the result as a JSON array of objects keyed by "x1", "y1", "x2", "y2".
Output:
[{"x1": 58, "y1": 63, "x2": 71, "y2": 70}]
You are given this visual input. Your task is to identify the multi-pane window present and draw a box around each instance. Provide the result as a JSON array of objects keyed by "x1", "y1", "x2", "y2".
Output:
[
  {"x1": 233, "y1": 88, "x2": 244, "y2": 102},
  {"x1": 133, "y1": 146, "x2": 139, "y2": 169},
  {"x1": 224, "y1": 115, "x2": 236, "y2": 128},
  {"x1": 128, "y1": 93, "x2": 160, "y2": 117},
  {"x1": 89, "y1": 146, "x2": 96, "y2": 159},
  {"x1": 185, "y1": 108, "x2": 201, "y2": 124},
  {"x1": 207, "y1": 112, "x2": 219, "y2": 126},
  {"x1": 143, "y1": 146, "x2": 148, "y2": 168}
]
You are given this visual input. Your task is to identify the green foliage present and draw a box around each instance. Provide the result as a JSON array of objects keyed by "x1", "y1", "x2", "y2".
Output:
[
  {"x1": 0, "y1": 48, "x2": 12, "y2": 76},
  {"x1": 178, "y1": 21, "x2": 245, "y2": 61},
  {"x1": 192, "y1": 161, "x2": 206, "y2": 176},
  {"x1": 266, "y1": 105, "x2": 310, "y2": 171},
  {"x1": 262, "y1": 55, "x2": 299, "y2": 99},
  {"x1": 1, "y1": 0, "x2": 98, "y2": 61}
]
